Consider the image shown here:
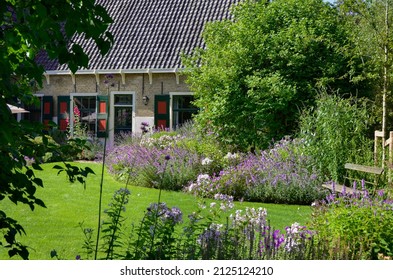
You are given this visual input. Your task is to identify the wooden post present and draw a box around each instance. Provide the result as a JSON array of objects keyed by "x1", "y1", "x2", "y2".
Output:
[
  {"x1": 389, "y1": 131, "x2": 393, "y2": 183},
  {"x1": 375, "y1": 130, "x2": 384, "y2": 166}
]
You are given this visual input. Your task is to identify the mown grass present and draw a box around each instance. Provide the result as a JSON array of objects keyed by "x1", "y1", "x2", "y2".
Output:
[{"x1": 0, "y1": 162, "x2": 312, "y2": 260}]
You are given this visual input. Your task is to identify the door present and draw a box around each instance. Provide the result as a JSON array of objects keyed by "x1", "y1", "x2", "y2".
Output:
[{"x1": 113, "y1": 93, "x2": 133, "y2": 134}]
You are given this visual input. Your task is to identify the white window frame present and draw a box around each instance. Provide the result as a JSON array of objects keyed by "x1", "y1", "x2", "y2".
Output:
[{"x1": 109, "y1": 91, "x2": 136, "y2": 144}]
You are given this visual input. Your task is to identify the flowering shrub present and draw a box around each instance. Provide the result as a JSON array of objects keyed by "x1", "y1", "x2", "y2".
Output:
[
  {"x1": 185, "y1": 138, "x2": 326, "y2": 205},
  {"x1": 309, "y1": 188, "x2": 393, "y2": 259},
  {"x1": 106, "y1": 142, "x2": 202, "y2": 191},
  {"x1": 140, "y1": 132, "x2": 183, "y2": 149}
]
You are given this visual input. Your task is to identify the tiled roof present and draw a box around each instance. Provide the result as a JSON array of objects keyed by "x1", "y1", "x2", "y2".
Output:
[{"x1": 37, "y1": 0, "x2": 241, "y2": 71}]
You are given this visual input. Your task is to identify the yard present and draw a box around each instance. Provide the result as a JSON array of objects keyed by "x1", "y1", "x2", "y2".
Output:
[{"x1": 0, "y1": 162, "x2": 311, "y2": 260}]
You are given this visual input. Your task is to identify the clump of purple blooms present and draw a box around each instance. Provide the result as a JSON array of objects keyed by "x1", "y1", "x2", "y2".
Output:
[
  {"x1": 185, "y1": 138, "x2": 326, "y2": 205},
  {"x1": 146, "y1": 202, "x2": 183, "y2": 225},
  {"x1": 105, "y1": 140, "x2": 202, "y2": 191},
  {"x1": 193, "y1": 205, "x2": 315, "y2": 260}
]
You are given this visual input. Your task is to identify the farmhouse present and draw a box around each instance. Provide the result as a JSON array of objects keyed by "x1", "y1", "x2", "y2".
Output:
[{"x1": 24, "y1": 0, "x2": 241, "y2": 145}]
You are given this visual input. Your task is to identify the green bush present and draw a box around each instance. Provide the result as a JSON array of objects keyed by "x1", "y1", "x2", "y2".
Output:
[
  {"x1": 298, "y1": 92, "x2": 375, "y2": 182},
  {"x1": 309, "y1": 190, "x2": 393, "y2": 259}
]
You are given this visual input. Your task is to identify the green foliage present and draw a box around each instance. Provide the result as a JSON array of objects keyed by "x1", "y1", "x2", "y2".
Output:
[
  {"x1": 338, "y1": 0, "x2": 393, "y2": 132},
  {"x1": 53, "y1": 162, "x2": 95, "y2": 189},
  {"x1": 78, "y1": 223, "x2": 95, "y2": 260},
  {"x1": 309, "y1": 190, "x2": 393, "y2": 259},
  {"x1": 0, "y1": 0, "x2": 113, "y2": 259},
  {"x1": 298, "y1": 92, "x2": 375, "y2": 182},
  {"x1": 183, "y1": 0, "x2": 370, "y2": 151}
]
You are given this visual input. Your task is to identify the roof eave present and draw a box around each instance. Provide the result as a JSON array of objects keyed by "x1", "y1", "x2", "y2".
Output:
[
  {"x1": 43, "y1": 67, "x2": 185, "y2": 85},
  {"x1": 44, "y1": 67, "x2": 185, "y2": 75}
]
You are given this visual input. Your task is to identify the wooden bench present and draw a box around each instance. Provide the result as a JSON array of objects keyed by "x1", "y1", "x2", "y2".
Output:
[{"x1": 322, "y1": 163, "x2": 384, "y2": 195}]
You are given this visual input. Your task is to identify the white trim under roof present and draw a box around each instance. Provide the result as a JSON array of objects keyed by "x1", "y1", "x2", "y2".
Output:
[{"x1": 43, "y1": 68, "x2": 183, "y2": 85}]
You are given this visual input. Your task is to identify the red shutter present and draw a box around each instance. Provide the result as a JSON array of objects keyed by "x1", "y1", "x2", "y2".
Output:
[
  {"x1": 154, "y1": 95, "x2": 170, "y2": 130},
  {"x1": 97, "y1": 95, "x2": 108, "y2": 137},
  {"x1": 42, "y1": 96, "x2": 53, "y2": 130},
  {"x1": 57, "y1": 96, "x2": 70, "y2": 131}
]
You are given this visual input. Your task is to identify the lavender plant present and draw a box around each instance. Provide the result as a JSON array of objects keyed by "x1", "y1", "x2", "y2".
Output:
[
  {"x1": 106, "y1": 141, "x2": 202, "y2": 191},
  {"x1": 184, "y1": 138, "x2": 326, "y2": 205}
]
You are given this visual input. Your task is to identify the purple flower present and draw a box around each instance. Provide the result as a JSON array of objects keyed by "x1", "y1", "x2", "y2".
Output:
[
  {"x1": 272, "y1": 229, "x2": 285, "y2": 249},
  {"x1": 146, "y1": 202, "x2": 183, "y2": 225}
]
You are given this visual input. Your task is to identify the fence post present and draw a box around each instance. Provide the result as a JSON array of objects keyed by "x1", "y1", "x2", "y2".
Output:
[
  {"x1": 389, "y1": 131, "x2": 393, "y2": 183},
  {"x1": 375, "y1": 130, "x2": 384, "y2": 166}
]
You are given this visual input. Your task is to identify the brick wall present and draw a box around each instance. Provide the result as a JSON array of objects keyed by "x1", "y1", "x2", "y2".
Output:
[{"x1": 38, "y1": 72, "x2": 190, "y2": 118}]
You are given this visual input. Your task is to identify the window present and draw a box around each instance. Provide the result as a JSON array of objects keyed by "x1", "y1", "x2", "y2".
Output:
[
  {"x1": 21, "y1": 95, "x2": 53, "y2": 128},
  {"x1": 171, "y1": 93, "x2": 197, "y2": 129},
  {"x1": 113, "y1": 93, "x2": 133, "y2": 134},
  {"x1": 69, "y1": 94, "x2": 98, "y2": 138},
  {"x1": 24, "y1": 96, "x2": 43, "y2": 123},
  {"x1": 108, "y1": 91, "x2": 135, "y2": 144},
  {"x1": 73, "y1": 96, "x2": 97, "y2": 136}
]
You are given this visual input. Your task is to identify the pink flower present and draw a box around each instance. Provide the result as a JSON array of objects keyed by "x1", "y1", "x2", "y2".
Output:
[{"x1": 73, "y1": 105, "x2": 81, "y2": 118}]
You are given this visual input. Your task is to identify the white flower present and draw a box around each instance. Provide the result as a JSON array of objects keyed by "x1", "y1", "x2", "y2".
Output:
[
  {"x1": 187, "y1": 183, "x2": 196, "y2": 192},
  {"x1": 198, "y1": 202, "x2": 206, "y2": 209},
  {"x1": 224, "y1": 152, "x2": 239, "y2": 160},
  {"x1": 201, "y1": 157, "x2": 213, "y2": 165},
  {"x1": 197, "y1": 174, "x2": 210, "y2": 185}
]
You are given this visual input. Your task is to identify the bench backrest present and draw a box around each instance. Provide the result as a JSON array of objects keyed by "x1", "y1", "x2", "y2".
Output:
[{"x1": 344, "y1": 163, "x2": 384, "y2": 175}]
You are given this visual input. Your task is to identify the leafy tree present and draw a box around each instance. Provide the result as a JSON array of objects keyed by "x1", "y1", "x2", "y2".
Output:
[
  {"x1": 183, "y1": 0, "x2": 372, "y2": 151},
  {"x1": 337, "y1": 0, "x2": 393, "y2": 165},
  {"x1": 0, "y1": 0, "x2": 113, "y2": 259}
]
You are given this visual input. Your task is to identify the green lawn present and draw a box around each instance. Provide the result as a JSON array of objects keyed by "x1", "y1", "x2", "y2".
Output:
[{"x1": 0, "y1": 162, "x2": 312, "y2": 260}]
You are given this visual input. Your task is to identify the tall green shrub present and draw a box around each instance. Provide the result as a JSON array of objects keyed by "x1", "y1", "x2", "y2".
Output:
[{"x1": 298, "y1": 93, "x2": 375, "y2": 182}]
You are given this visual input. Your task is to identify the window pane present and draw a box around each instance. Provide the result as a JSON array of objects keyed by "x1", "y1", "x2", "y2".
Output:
[
  {"x1": 114, "y1": 107, "x2": 133, "y2": 132},
  {"x1": 24, "y1": 97, "x2": 42, "y2": 123},
  {"x1": 173, "y1": 95, "x2": 196, "y2": 110},
  {"x1": 115, "y1": 95, "x2": 133, "y2": 105},
  {"x1": 74, "y1": 96, "x2": 97, "y2": 136}
]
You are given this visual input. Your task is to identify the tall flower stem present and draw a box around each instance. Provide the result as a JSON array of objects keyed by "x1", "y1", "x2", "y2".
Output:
[
  {"x1": 149, "y1": 155, "x2": 170, "y2": 255},
  {"x1": 94, "y1": 132, "x2": 107, "y2": 260},
  {"x1": 94, "y1": 91, "x2": 110, "y2": 260}
]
